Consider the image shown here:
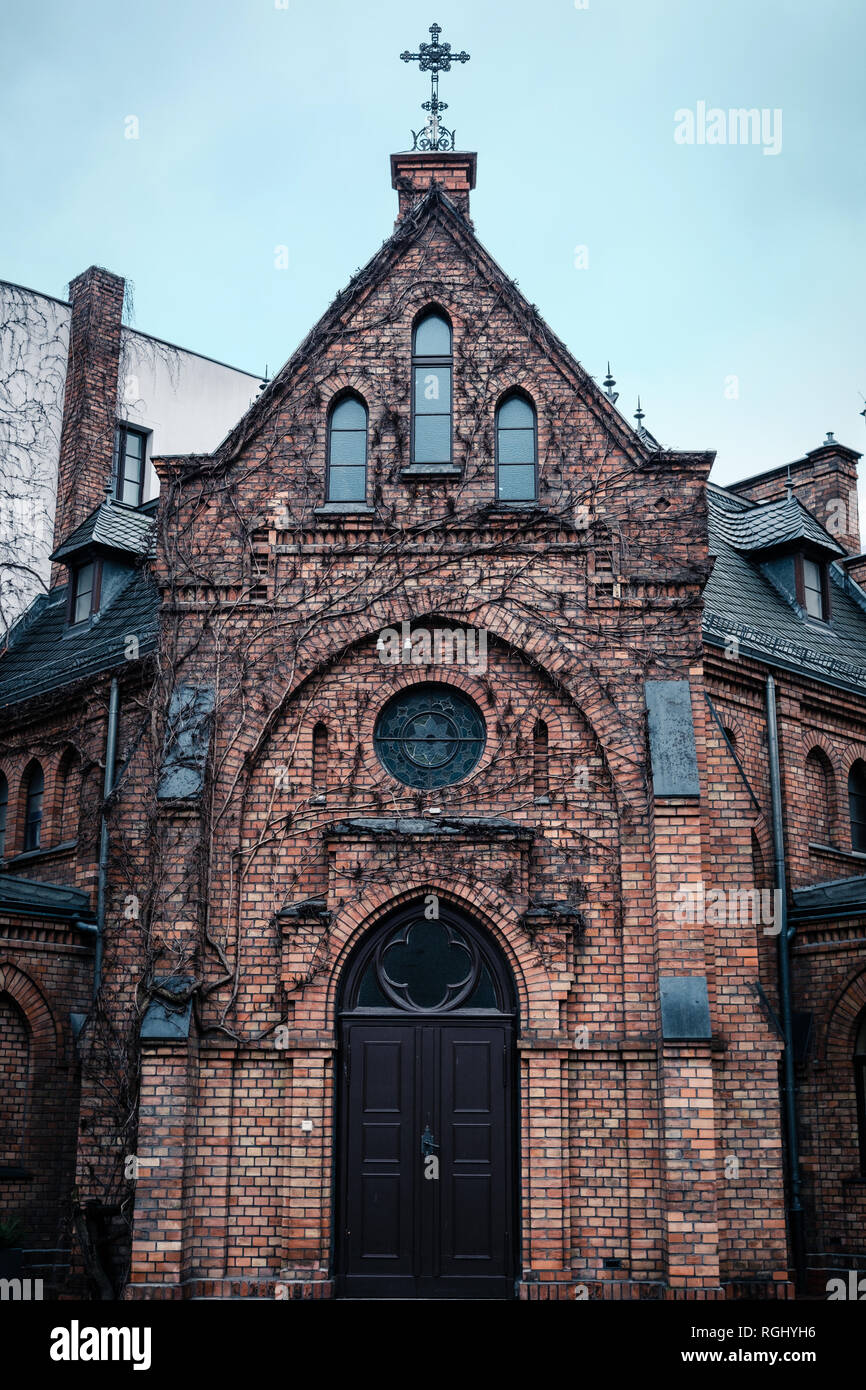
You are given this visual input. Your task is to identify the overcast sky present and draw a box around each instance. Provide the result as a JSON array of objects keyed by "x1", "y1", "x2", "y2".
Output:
[{"x1": 1, "y1": 0, "x2": 864, "y2": 483}]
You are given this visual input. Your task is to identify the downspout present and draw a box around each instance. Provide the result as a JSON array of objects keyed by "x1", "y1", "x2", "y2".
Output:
[
  {"x1": 765, "y1": 674, "x2": 805, "y2": 1293},
  {"x1": 94, "y1": 676, "x2": 119, "y2": 998}
]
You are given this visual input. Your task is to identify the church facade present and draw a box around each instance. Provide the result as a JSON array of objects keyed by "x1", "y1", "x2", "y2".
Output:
[{"x1": 1, "y1": 146, "x2": 865, "y2": 1301}]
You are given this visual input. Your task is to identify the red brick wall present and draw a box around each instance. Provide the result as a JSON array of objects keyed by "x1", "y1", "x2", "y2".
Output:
[{"x1": 51, "y1": 266, "x2": 125, "y2": 579}]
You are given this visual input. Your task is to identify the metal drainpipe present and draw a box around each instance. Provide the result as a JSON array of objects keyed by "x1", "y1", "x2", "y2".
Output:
[
  {"x1": 94, "y1": 676, "x2": 119, "y2": 998},
  {"x1": 765, "y1": 674, "x2": 805, "y2": 1293}
]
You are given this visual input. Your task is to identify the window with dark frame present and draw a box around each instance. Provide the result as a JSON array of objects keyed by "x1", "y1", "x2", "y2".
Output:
[
  {"x1": 0, "y1": 772, "x2": 7, "y2": 858},
  {"x1": 70, "y1": 559, "x2": 100, "y2": 625},
  {"x1": 802, "y1": 557, "x2": 825, "y2": 618},
  {"x1": 848, "y1": 759, "x2": 866, "y2": 852},
  {"x1": 496, "y1": 393, "x2": 537, "y2": 501},
  {"x1": 114, "y1": 424, "x2": 148, "y2": 507},
  {"x1": 412, "y1": 311, "x2": 452, "y2": 464},
  {"x1": 326, "y1": 396, "x2": 368, "y2": 502},
  {"x1": 23, "y1": 762, "x2": 44, "y2": 852}
]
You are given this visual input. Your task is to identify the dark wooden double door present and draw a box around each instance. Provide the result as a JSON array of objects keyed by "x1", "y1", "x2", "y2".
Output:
[{"x1": 337, "y1": 1018, "x2": 516, "y2": 1299}]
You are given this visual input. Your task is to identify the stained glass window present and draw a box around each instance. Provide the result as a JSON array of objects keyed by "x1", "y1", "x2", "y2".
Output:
[{"x1": 374, "y1": 683, "x2": 485, "y2": 789}]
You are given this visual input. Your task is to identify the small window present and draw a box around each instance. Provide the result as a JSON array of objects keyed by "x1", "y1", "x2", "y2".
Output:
[
  {"x1": 71, "y1": 560, "x2": 99, "y2": 625},
  {"x1": 496, "y1": 394, "x2": 537, "y2": 501},
  {"x1": 0, "y1": 773, "x2": 7, "y2": 858},
  {"x1": 856, "y1": 1011, "x2": 866, "y2": 1177},
  {"x1": 533, "y1": 720, "x2": 549, "y2": 799},
  {"x1": 114, "y1": 425, "x2": 148, "y2": 507},
  {"x1": 801, "y1": 557, "x2": 826, "y2": 620},
  {"x1": 849, "y1": 760, "x2": 866, "y2": 852},
  {"x1": 412, "y1": 311, "x2": 452, "y2": 464},
  {"x1": 327, "y1": 396, "x2": 368, "y2": 502},
  {"x1": 312, "y1": 722, "x2": 329, "y2": 791},
  {"x1": 23, "y1": 762, "x2": 44, "y2": 852}
]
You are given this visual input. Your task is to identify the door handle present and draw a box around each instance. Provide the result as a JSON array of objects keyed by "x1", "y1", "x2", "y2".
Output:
[{"x1": 421, "y1": 1124, "x2": 439, "y2": 1157}]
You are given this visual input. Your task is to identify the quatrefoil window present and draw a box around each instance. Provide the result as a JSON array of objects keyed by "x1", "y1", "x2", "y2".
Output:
[
  {"x1": 371, "y1": 918, "x2": 484, "y2": 1011},
  {"x1": 348, "y1": 905, "x2": 511, "y2": 1014},
  {"x1": 373, "y1": 683, "x2": 485, "y2": 789}
]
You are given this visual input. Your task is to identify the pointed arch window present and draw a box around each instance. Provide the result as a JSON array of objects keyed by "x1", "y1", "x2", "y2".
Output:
[
  {"x1": 412, "y1": 311, "x2": 452, "y2": 464},
  {"x1": 23, "y1": 761, "x2": 44, "y2": 852},
  {"x1": 849, "y1": 760, "x2": 866, "y2": 852},
  {"x1": 312, "y1": 722, "x2": 329, "y2": 793},
  {"x1": 496, "y1": 393, "x2": 537, "y2": 501},
  {"x1": 533, "y1": 720, "x2": 549, "y2": 799},
  {"x1": 0, "y1": 772, "x2": 7, "y2": 859},
  {"x1": 327, "y1": 395, "x2": 368, "y2": 502}
]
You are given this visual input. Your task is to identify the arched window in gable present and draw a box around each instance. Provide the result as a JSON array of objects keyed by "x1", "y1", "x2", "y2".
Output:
[
  {"x1": 412, "y1": 310, "x2": 452, "y2": 465},
  {"x1": 848, "y1": 760, "x2": 866, "y2": 852},
  {"x1": 327, "y1": 394, "x2": 368, "y2": 503},
  {"x1": 496, "y1": 392, "x2": 537, "y2": 501},
  {"x1": 23, "y1": 761, "x2": 44, "y2": 853}
]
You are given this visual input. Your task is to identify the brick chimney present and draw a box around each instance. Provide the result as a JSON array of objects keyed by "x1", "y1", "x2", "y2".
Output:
[
  {"x1": 51, "y1": 266, "x2": 126, "y2": 580},
  {"x1": 390, "y1": 151, "x2": 476, "y2": 222},
  {"x1": 729, "y1": 434, "x2": 862, "y2": 555}
]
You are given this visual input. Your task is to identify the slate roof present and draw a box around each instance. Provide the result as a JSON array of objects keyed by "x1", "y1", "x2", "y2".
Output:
[
  {"x1": 709, "y1": 493, "x2": 844, "y2": 556},
  {"x1": 0, "y1": 567, "x2": 159, "y2": 709},
  {"x1": 791, "y1": 874, "x2": 866, "y2": 920},
  {"x1": 703, "y1": 484, "x2": 866, "y2": 693},
  {"x1": 0, "y1": 872, "x2": 96, "y2": 923},
  {"x1": 51, "y1": 497, "x2": 156, "y2": 561}
]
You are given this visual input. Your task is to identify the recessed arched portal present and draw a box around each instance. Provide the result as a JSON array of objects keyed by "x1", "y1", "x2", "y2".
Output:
[{"x1": 335, "y1": 899, "x2": 519, "y2": 1299}]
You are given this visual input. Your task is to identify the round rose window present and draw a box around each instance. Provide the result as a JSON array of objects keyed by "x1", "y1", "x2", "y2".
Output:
[{"x1": 373, "y1": 683, "x2": 486, "y2": 789}]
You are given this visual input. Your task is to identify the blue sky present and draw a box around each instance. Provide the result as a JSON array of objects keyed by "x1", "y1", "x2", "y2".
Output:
[{"x1": 1, "y1": 0, "x2": 864, "y2": 482}]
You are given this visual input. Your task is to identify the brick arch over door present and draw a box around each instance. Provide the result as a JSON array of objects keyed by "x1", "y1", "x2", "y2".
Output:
[
  {"x1": 230, "y1": 597, "x2": 647, "y2": 812},
  {"x1": 0, "y1": 963, "x2": 59, "y2": 1069},
  {"x1": 823, "y1": 967, "x2": 866, "y2": 1068},
  {"x1": 319, "y1": 876, "x2": 565, "y2": 1037}
]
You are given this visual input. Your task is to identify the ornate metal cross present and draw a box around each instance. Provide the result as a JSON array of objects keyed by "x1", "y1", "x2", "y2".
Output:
[{"x1": 400, "y1": 22, "x2": 470, "y2": 152}]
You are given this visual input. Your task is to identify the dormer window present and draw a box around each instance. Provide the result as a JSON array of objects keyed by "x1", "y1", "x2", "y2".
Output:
[
  {"x1": 798, "y1": 556, "x2": 829, "y2": 620},
  {"x1": 70, "y1": 560, "x2": 100, "y2": 625},
  {"x1": 114, "y1": 425, "x2": 148, "y2": 507}
]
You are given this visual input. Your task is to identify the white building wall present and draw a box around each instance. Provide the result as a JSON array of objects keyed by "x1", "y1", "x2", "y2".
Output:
[
  {"x1": 0, "y1": 282, "x2": 69, "y2": 634},
  {"x1": 119, "y1": 329, "x2": 262, "y2": 501},
  {"x1": 0, "y1": 278, "x2": 263, "y2": 633}
]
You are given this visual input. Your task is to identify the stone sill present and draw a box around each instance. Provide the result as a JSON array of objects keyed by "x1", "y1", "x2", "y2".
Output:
[
  {"x1": 399, "y1": 464, "x2": 462, "y2": 479},
  {"x1": 808, "y1": 842, "x2": 866, "y2": 865},
  {"x1": 3, "y1": 840, "x2": 78, "y2": 869},
  {"x1": 313, "y1": 503, "x2": 375, "y2": 517}
]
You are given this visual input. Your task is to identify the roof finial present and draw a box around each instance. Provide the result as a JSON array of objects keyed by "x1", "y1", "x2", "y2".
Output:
[
  {"x1": 400, "y1": 22, "x2": 470, "y2": 152},
  {"x1": 603, "y1": 363, "x2": 619, "y2": 404},
  {"x1": 634, "y1": 396, "x2": 645, "y2": 429}
]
